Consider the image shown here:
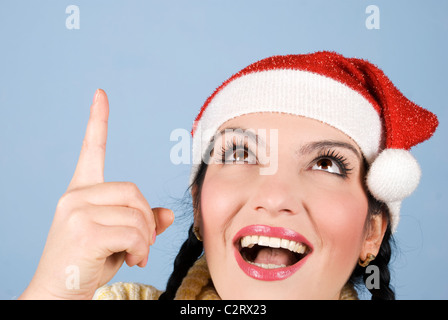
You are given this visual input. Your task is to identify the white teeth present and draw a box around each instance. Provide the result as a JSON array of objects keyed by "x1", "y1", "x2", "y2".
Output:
[
  {"x1": 258, "y1": 236, "x2": 269, "y2": 246},
  {"x1": 288, "y1": 240, "x2": 296, "y2": 252},
  {"x1": 295, "y1": 242, "x2": 306, "y2": 254},
  {"x1": 240, "y1": 235, "x2": 308, "y2": 254},
  {"x1": 247, "y1": 261, "x2": 287, "y2": 269},
  {"x1": 269, "y1": 237, "x2": 281, "y2": 248},
  {"x1": 241, "y1": 235, "x2": 251, "y2": 248}
]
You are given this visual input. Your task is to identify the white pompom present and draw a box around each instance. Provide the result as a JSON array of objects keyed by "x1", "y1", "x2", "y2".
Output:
[{"x1": 366, "y1": 149, "x2": 421, "y2": 203}]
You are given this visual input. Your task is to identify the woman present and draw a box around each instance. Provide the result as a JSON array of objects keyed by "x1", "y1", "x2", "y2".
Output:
[{"x1": 19, "y1": 51, "x2": 438, "y2": 300}]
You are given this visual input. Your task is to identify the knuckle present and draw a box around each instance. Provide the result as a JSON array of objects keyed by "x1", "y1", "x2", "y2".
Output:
[
  {"x1": 128, "y1": 209, "x2": 152, "y2": 244},
  {"x1": 64, "y1": 207, "x2": 95, "y2": 247},
  {"x1": 82, "y1": 138, "x2": 106, "y2": 154},
  {"x1": 122, "y1": 181, "x2": 143, "y2": 200},
  {"x1": 129, "y1": 208, "x2": 144, "y2": 226},
  {"x1": 56, "y1": 192, "x2": 72, "y2": 211},
  {"x1": 67, "y1": 206, "x2": 89, "y2": 229},
  {"x1": 124, "y1": 181, "x2": 138, "y2": 193},
  {"x1": 55, "y1": 192, "x2": 80, "y2": 219},
  {"x1": 126, "y1": 228, "x2": 147, "y2": 250}
]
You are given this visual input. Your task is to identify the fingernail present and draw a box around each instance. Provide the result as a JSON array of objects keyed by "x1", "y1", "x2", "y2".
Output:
[{"x1": 93, "y1": 89, "x2": 101, "y2": 103}]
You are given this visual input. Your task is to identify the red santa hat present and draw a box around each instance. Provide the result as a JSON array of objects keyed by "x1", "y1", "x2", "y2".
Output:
[{"x1": 190, "y1": 51, "x2": 438, "y2": 232}]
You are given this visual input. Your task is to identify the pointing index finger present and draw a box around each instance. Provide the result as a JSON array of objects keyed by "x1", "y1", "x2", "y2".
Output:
[{"x1": 68, "y1": 89, "x2": 109, "y2": 190}]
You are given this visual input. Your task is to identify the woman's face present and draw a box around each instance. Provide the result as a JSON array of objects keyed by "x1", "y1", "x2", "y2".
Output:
[{"x1": 197, "y1": 113, "x2": 381, "y2": 299}]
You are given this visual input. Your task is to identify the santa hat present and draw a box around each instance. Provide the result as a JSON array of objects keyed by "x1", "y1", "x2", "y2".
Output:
[{"x1": 190, "y1": 51, "x2": 438, "y2": 232}]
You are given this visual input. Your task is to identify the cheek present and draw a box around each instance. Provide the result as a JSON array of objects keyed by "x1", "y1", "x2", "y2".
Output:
[
  {"x1": 311, "y1": 187, "x2": 368, "y2": 264},
  {"x1": 199, "y1": 170, "x2": 247, "y2": 286},
  {"x1": 199, "y1": 166, "x2": 256, "y2": 230},
  {"x1": 199, "y1": 171, "x2": 241, "y2": 240}
]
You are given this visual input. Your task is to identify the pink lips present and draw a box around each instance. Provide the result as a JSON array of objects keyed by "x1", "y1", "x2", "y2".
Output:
[{"x1": 233, "y1": 225, "x2": 313, "y2": 281}]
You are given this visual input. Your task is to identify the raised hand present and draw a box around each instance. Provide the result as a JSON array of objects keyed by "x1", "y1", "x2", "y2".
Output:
[{"x1": 20, "y1": 89, "x2": 174, "y2": 299}]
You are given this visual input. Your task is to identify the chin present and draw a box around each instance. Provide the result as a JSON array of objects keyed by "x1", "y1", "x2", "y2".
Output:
[{"x1": 211, "y1": 262, "x2": 324, "y2": 300}]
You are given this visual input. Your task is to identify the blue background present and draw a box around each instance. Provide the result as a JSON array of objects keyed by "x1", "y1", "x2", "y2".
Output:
[{"x1": 0, "y1": 0, "x2": 446, "y2": 299}]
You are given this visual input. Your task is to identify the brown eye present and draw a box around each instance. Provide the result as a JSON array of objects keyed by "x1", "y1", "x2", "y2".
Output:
[
  {"x1": 234, "y1": 149, "x2": 249, "y2": 162},
  {"x1": 219, "y1": 140, "x2": 257, "y2": 165},
  {"x1": 222, "y1": 146, "x2": 256, "y2": 164},
  {"x1": 317, "y1": 159, "x2": 332, "y2": 169},
  {"x1": 311, "y1": 158, "x2": 342, "y2": 174}
]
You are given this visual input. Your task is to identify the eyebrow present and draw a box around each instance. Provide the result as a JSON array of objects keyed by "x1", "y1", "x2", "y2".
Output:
[{"x1": 297, "y1": 140, "x2": 363, "y2": 162}]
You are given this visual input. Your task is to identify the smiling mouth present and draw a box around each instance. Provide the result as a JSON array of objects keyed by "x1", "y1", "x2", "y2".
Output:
[
  {"x1": 233, "y1": 225, "x2": 313, "y2": 281},
  {"x1": 239, "y1": 235, "x2": 310, "y2": 269}
]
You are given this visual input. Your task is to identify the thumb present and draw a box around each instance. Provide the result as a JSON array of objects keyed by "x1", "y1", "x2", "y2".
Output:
[{"x1": 152, "y1": 208, "x2": 175, "y2": 235}]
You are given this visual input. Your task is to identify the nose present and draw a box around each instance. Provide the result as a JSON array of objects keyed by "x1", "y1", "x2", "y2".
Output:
[{"x1": 249, "y1": 168, "x2": 302, "y2": 216}]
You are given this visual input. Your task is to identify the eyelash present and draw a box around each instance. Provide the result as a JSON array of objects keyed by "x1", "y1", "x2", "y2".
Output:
[
  {"x1": 216, "y1": 140, "x2": 353, "y2": 177},
  {"x1": 217, "y1": 138, "x2": 256, "y2": 164},
  {"x1": 313, "y1": 149, "x2": 353, "y2": 178}
]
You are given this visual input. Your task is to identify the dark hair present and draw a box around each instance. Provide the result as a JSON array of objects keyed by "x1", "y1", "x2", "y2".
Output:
[
  {"x1": 158, "y1": 162, "x2": 207, "y2": 300},
  {"x1": 159, "y1": 160, "x2": 395, "y2": 300}
]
